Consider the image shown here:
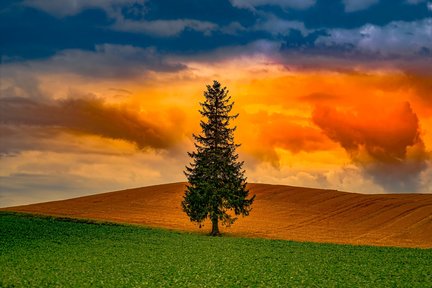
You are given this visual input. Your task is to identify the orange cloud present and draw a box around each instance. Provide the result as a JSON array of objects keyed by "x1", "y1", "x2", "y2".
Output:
[
  {"x1": 3, "y1": 55, "x2": 432, "y2": 197},
  {"x1": 0, "y1": 97, "x2": 185, "y2": 150},
  {"x1": 238, "y1": 111, "x2": 336, "y2": 166},
  {"x1": 312, "y1": 102, "x2": 429, "y2": 192}
]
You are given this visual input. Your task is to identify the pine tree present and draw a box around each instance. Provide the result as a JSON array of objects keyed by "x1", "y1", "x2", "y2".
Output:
[{"x1": 182, "y1": 80, "x2": 255, "y2": 236}]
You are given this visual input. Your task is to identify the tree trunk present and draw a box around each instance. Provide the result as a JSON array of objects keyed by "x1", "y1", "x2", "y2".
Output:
[{"x1": 211, "y1": 217, "x2": 220, "y2": 236}]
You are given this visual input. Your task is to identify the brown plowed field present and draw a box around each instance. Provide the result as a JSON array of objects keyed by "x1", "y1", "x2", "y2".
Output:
[{"x1": 2, "y1": 183, "x2": 431, "y2": 248}]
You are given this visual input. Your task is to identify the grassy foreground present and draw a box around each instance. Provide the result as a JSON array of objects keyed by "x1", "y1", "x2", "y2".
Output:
[{"x1": 1, "y1": 212, "x2": 431, "y2": 287}]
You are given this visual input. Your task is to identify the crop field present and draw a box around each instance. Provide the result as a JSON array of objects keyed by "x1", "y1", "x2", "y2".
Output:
[
  {"x1": 7, "y1": 183, "x2": 432, "y2": 248},
  {"x1": 1, "y1": 212, "x2": 431, "y2": 287}
]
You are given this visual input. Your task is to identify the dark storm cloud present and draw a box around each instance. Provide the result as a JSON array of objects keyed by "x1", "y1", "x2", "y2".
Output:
[
  {"x1": 312, "y1": 102, "x2": 429, "y2": 192},
  {"x1": 0, "y1": 97, "x2": 183, "y2": 150}
]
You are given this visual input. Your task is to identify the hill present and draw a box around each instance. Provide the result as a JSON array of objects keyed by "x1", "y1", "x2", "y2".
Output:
[{"x1": 2, "y1": 183, "x2": 431, "y2": 248}]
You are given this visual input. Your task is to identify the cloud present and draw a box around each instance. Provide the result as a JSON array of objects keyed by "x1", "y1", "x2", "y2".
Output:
[
  {"x1": 276, "y1": 18, "x2": 432, "y2": 74},
  {"x1": 245, "y1": 162, "x2": 387, "y2": 194},
  {"x1": 298, "y1": 93, "x2": 339, "y2": 103},
  {"x1": 0, "y1": 97, "x2": 184, "y2": 150},
  {"x1": 312, "y1": 102, "x2": 429, "y2": 192},
  {"x1": 254, "y1": 112, "x2": 333, "y2": 153},
  {"x1": 50, "y1": 44, "x2": 186, "y2": 78},
  {"x1": 0, "y1": 125, "x2": 138, "y2": 156},
  {"x1": 342, "y1": 0, "x2": 379, "y2": 12},
  {"x1": 386, "y1": 73, "x2": 432, "y2": 105},
  {"x1": 254, "y1": 15, "x2": 308, "y2": 36},
  {"x1": 0, "y1": 149, "x2": 188, "y2": 207},
  {"x1": 23, "y1": 0, "x2": 216, "y2": 37},
  {"x1": 22, "y1": 0, "x2": 146, "y2": 17},
  {"x1": 112, "y1": 19, "x2": 217, "y2": 37},
  {"x1": 229, "y1": 0, "x2": 316, "y2": 10},
  {"x1": 220, "y1": 22, "x2": 247, "y2": 35},
  {"x1": 240, "y1": 111, "x2": 336, "y2": 166},
  {"x1": 315, "y1": 18, "x2": 432, "y2": 58},
  {"x1": 1, "y1": 45, "x2": 186, "y2": 80},
  {"x1": 277, "y1": 49, "x2": 432, "y2": 75}
]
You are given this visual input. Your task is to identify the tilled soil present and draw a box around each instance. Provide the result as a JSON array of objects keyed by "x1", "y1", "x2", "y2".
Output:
[{"x1": 3, "y1": 182, "x2": 431, "y2": 248}]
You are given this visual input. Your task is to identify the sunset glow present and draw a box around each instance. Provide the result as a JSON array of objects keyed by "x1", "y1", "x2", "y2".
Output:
[{"x1": 1, "y1": 0, "x2": 431, "y2": 206}]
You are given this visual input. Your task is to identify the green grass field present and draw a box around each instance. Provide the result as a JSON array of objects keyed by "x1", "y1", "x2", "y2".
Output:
[{"x1": 1, "y1": 212, "x2": 431, "y2": 287}]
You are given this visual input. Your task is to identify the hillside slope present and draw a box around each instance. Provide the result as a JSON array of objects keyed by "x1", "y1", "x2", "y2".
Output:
[{"x1": 2, "y1": 183, "x2": 431, "y2": 248}]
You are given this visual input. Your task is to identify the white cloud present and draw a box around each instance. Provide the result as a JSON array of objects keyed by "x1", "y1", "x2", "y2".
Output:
[
  {"x1": 230, "y1": 0, "x2": 316, "y2": 10},
  {"x1": 315, "y1": 18, "x2": 432, "y2": 56},
  {"x1": 342, "y1": 0, "x2": 379, "y2": 12},
  {"x1": 245, "y1": 161, "x2": 388, "y2": 194}
]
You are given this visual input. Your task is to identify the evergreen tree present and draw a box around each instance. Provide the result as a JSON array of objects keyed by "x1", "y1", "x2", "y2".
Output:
[{"x1": 182, "y1": 80, "x2": 255, "y2": 236}]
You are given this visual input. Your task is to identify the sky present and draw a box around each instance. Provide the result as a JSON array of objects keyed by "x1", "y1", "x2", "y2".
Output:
[{"x1": 1, "y1": 0, "x2": 432, "y2": 207}]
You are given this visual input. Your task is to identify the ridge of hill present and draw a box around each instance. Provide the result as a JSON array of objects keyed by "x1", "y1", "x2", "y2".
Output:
[{"x1": 2, "y1": 182, "x2": 431, "y2": 248}]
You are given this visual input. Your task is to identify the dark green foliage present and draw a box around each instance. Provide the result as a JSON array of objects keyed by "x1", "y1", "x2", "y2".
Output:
[
  {"x1": 1, "y1": 212, "x2": 431, "y2": 287},
  {"x1": 182, "y1": 81, "x2": 255, "y2": 235}
]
